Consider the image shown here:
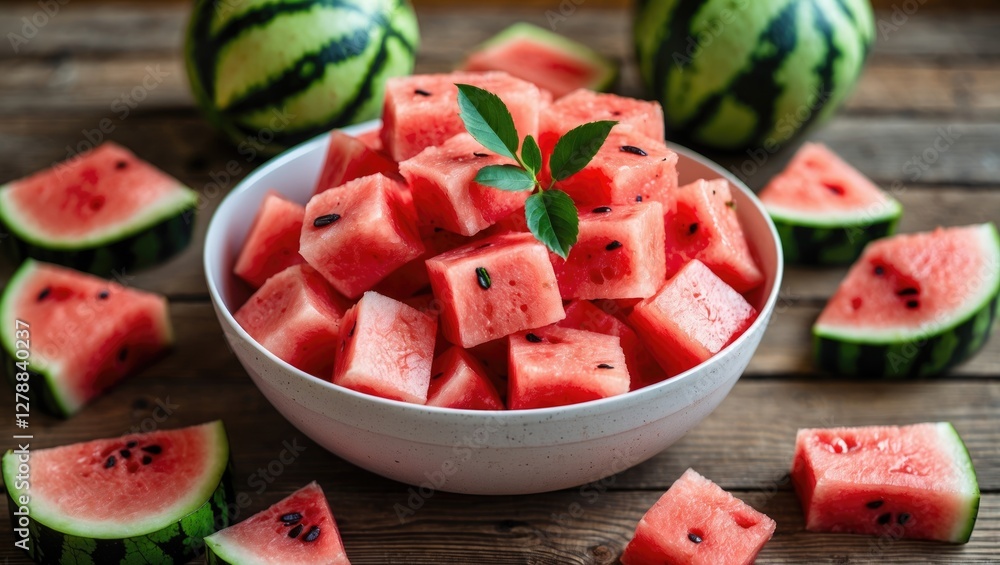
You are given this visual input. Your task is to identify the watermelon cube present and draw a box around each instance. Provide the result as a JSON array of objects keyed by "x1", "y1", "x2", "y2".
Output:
[
  {"x1": 553, "y1": 125, "x2": 678, "y2": 208},
  {"x1": 427, "y1": 347, "x2": 505, "y2": 410},
  {"x1": 399, "y1": 133, "x2": 530, "y2": 236},
  {"x1": 333, "y1": 291, "x2": 437, "y2": 404},
  {"x1": 300, "y1": 173, "x2": 424, "y2": 299},
  {"x1": 550, "y1": 201, "x2": 666, "y2": 300},
  {"x1": 235, "y1": 264, "x2": 351, "y2": 378},
  {"x1": 313, "y1": 130, "x2": 400, "y2": 196},
  {"x1": 792, "y1": 423, "x2": 980, "y2": 543},
  {"x1": 426, "y1": 233, "x2": 565, "y2": 348},
  {"x1": 665, "y1": 178, "x2": 764, "y2": 293},
  {"x1": 381, "y1": 71, "x2": 543, "y2": 161},
  {"x1": 356, "y1": 128, "x2": 383, "y2": 152},
  {"x1": 559, "y1": 300, "x2": 668, "y2": 390},
  {"x1": 233, "y1": 191, "x2": 305, "y2": 289},
  {"x1": 630, "y1": 259, "x2": 756, "y2": 376},
  {"x1": 621, "y1": 468, "x2": 776, "y2": 565},
  {"x1": 507, "y1": 325, "x2": 629, "y2": 410},
  {"x1": 373, "y1": 225, "x2": 474, "y2": 300},
  {"x1": 541, "y1": 89, "x2": 664, "y2": 147}
]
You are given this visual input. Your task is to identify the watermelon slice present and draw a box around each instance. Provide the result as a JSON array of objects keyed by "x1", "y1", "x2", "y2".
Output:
[
  {"x1": 0, "y1": 260, "x2": 173, "y2": 417},
  {"x1": 459, "y1": 23, "x2": 618, "y2": 99},
  {"x1": 665, "y1": 178, "x2": 764, "y2": 294},
  {"x1": 313, "y1": 130, "x2": 400, "y2": 196},
  {"x1": 0, "y1": 142, "x2": 197, "y2": 276},
  {"x1": 814, "y1": 223, "x2": 1000, "y2": 378},
  {"x1": 791, "y1": 423, "x2": 980, "y2": 543},
  {"x1": 333, "y1": 291, "x2": 437, "y2": 404},
  {"x1": 3, "y1": 421, "x2": 233, "y2": 564},
  {"x1": 550, "y1": 201, "x2": 666, "y2": 300},
  {"x1": 508, "y1": 325, "x2": 629, "y2": 410},
  {"x1": 235, "y1": 264, "x2": 350, "y2": 378},
  {"x1": 205, "y1": 482, "x2": 350, "y2": 565},
  {"x1": 233, "y1": 191, "x2": 306, "y2": 289},
  {"x1": 427, "y1": 346, "x2": 504, "y2": 410},
  {"x1": 620, "y1": 468, "x2": 776, "y2": 565},
  {"x1": 631, "y1": 259, "x2": 757, "y2": 376},
  {"x1": 426, "y1": 232, "x2": 565, "y2": 348},
  {"x1": 761, "y1": 143, "x2": 902, "y2": 265},
  {"x1": 540, "y1": 89, "x2": 664, "y2": 148},
  {"x1": 380, "y1": 71, "x2": 542, "y2": 161}
]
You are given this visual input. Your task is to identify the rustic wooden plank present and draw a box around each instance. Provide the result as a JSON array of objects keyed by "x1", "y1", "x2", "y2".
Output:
[{"x1": 845, "y1": 62, "x2": 1000, "y2": 116}]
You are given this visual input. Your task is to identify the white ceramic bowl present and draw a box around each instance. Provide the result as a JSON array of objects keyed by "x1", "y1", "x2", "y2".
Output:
[{"x1": 205, "y1": 120, "x2": 783, "y2": 495}]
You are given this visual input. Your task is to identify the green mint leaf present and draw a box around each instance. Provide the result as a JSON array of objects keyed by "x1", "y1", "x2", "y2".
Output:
[
  {"x1": 549, "y1": 120, "x2": 617, "y2": 181},
  {"x1": 456, "y1": 84, "x2": 520, "y2": 161},
  {"x1": 525, "y1": 190, "x2": 579, "y2": 259},
  {"x1": 521, "y1": 135, "x2": 542, "y2": 176},
  {"x1": 474, "y1": 164, "x2": 536, "y2": 192}
]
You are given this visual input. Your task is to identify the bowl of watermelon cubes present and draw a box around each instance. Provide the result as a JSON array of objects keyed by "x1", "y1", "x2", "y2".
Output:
[{"x1": 204, "y1": 73, "x2": 783, "y2": 495}]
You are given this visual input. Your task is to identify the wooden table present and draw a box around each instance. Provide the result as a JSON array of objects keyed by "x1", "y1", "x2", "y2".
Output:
[{"x1": 1, "y1": 3, "x2": 998, "y2": 563}]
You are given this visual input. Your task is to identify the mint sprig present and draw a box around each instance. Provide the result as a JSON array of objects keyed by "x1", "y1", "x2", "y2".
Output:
[{"x1": 456, "y1": 83, "x2": 616, "y2": 259}]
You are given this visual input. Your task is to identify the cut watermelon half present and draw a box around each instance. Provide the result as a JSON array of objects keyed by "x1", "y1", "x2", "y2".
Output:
[
  {"x1": 760, "y1": 143, "x2": 903, "y2": 265},
  {"x1": 791, "y1": 423, "x2": 980, "y2": 543},
  {"x1": 0, "y1": 142, "x2": 198, "y2": 276},
  {"x1": 205, "y1": 482, "x2": 349, "y2": 565},
  {"x1": 0, "y1": 260, "x2": 173, "y2": 417},
  {"x1": 3, "y1": 421, "x2": 233, "y2": 563},
  {"x1": 814, "y1": 223, "x2": 1000, "y2": 378},
  {"x1": 460, "y1": 23, "x2": 618, "y2": 99}
]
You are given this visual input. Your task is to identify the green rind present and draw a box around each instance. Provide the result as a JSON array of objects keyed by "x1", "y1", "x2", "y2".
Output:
[
  {"x1": 938, "y1": 422, "x2": 980, "y2": 543},
  {"x1": 771, "y1": 214, "x2": 900, "y2": 265}
]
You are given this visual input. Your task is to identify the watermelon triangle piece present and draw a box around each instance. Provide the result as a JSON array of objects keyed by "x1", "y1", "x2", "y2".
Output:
[{"x1": 205, "y1": 482, "x2": 350, "y2": 565}]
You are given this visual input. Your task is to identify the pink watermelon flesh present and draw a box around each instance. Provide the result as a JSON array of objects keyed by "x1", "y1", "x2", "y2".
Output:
[
  {"x1": 399, "y1": 132, "x2": 529, "y2": 236},
  {"x1": 791, "y1": 423, "x2": 979, "y2": 543},
  {"x1": 299, "y1": 173, "x2": 424, "y2": 299},
  {"x1": 313, "y1": 130, "x2": 400, "y2": 197},
  {"x1": 0, "y1": 141, "x2": 194, "y2": 243},
  {"x1": 427, "y1": 346, "x2": 505, "y2": 410},
  {"x1": 233, "y1": 191, "x2": 306, "y2": 289},
  {"x1": 665, "y1": 179, "x2": 764, "y2": 293},
  {"x1": 466, "y1": 337, "x2": 510, "y2": 397},
  {"x1": 373, "y1": 224, "x2": 473, "y2": 300},
  {"x1": 630, "y1": 259, "x2": 756, "y2": 376},
  {"x1": 205, "y1": 482, "x2": 349, "y2": 565},
  {"x1": 508, "y1": 325, "x2": 629, "y2": 410},
  {"x1": 550, "y1": 201, "x2": 666, "y2": 300},
  {"x1": 621, "y1": 468, "x2": 776, "y2": 565},
  {"x1": 333, "y1": 291, "x2": 437, "y2": 404},
  {"x1": 0, "y1": 260, "x2": 172, "y2": 416},
  {"x1": 235, "y1": 264, "x2": 350, "y2": 378},
  {"x1": 552, "y1": 125, "x2": 678, "y2": 209},
  {"x1": 541, "y1": 89, "x2": 664, "y2": 146},
  {"x1": 355, "y1": 128, "x2": 383, "y2": 152},
  {"x1": 816, "y1": 224, "x2": 999, "y2": 337},
  {"x1": 559, "y1": 300, "x2": 668, "y2": 390},
  {"x1": 426, "y1": 232, "x2": 565, "y2": 348},
  {"x1": 11, "y1": 421, "x2": 228, "y2": 536},
  {"x1": 380, "y1": 71, "x2": 542, "y2": 161}
]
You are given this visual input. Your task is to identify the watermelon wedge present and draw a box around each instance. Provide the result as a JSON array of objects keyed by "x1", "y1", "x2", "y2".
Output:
[
  {"x1": 0, "y1": 260, "x2": 173, "y2": 417},
  {"x1": 814, "y1": 223, "x2": 1000, "y2": 378},
  {"x1": 460, "y1": 23, "x2": 618, "y2": 99},
  {"x1": 791, "y1": 423, "x2": 980, "y2": 543},
  {"x1": 3, "y1": 421, "x2": 233, "y2": 564},
  {"x1": 205, "y1": 482, "x2": 350, "y2": 565},
  {"x1": 760, "y1": 143, "x2": 902, "y2": 265},
  {"x1": 0, "y1": 142, "x2": 198, "y2": 276}
]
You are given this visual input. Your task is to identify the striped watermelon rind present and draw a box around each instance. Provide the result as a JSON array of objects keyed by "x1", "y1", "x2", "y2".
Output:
[
  {"x1": 813, "y1": 224, "x2": 1000, "y2": 378},
  {"x1": 939, "y1": 422, "x2": 982, "y2": 543},
  {"x1": 769, "y1": 204, "x2": 902, "y2": 265},
  {"x1": 185, "y1": 0, "x2": 419, "y2": 155}
]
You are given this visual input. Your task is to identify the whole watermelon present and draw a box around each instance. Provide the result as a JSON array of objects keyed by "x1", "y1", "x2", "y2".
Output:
[
  {"x1": 185, "y1": 0, "x2": 419, "y2": 155},
  {"x1": 634, "y1": 0, "x2": 874, "y2": 152}
]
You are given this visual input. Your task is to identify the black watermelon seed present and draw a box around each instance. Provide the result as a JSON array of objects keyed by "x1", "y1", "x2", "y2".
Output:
[
  {"x1": 476, "y1": 267, "x2": 491, "y2": 290},
  {"x1": 432, "y1": 372, "x2": 444, "y2": 380},
  {"x1": 142, "y1": 456, "x2": 153, "y2": 465},
  {"x1": 104, "y1": 456, "x2": 116, "y2": 469},
  {"x1": 313, "y1": 213, "x2": 341, "y2": 228},
  {"x1": 597, "y1": 363, "x2": 614, "y2": 369},
  {"x1": 725, "y1": 200, "x2": 736, "y2": 209},
  {"x1": 592, "y1": 206, "x2": 612, "y2": 213},
  {"x1": 635, "y1": 195, "x2": 643, "y2": 202},
  {"x1": 877, "y1": 513, "x2": 892, "y2": 525},
  {"x1": 874, "y1": 266, "x2": 885, "y2": 276},
  {"x1": 525, "y1": 333, "x2": 543, "y2": 343},
  {"x1": 477, "y1": 243, "x2": 492, "y2": 249},
  {"x1": 866, "y1": 500, "x2": 884, "y2": 509},
  {"x1": 288, "y1": 524, "x2": 304, "y2": 538},
  {"x1": 115, "y1": 160, "x2": 128, "y2": 169},
  {"x1": 118, "y1": 347, "x2": 129, "y2": 362},
  {"x1": 142, "y1": 445, "x2": 162, "y2": 454},
  {"x1": 119, "y1": 449, "x2": 131, "y2": 459},
  {"x1": 897, "y1": 287, "x2": 918, "y2": 296},
  {"x1": 473, "y1": 152, "x2": 489, "y2": 158},
  {"x1": 98, "y1": 290, "x2": 110, "y2": 300},
  {"x1": 303, "y1": 526, "x2": 321, "y2": 542},
  {"x1": 906, "y1": 300, "x2": 919, "y2": 309},
  {"x1": 688, "y1": 223, "x2": 699, "y2": 235},
  {"x1": 280, "y1": 512, "x2": 303, "y2": 524},
  {"x1": 126, "y1": 441, "x2": 137, "y2": 448},
  {"x1": 348, "y1": 321, "x2": 356, "y2": 338},
  {"x1": 37, "y1": 287, "x2": 51, "y2": 301},
  {"x1": 620, "y1": 145, "x2": 648, "y2": 156},
  {"x1": 606, "y1": 240, "x2": 622, "y2": 251},
  {"x1": 898, "y1": 513, "x2": 911, "y2": 525},
  {"x1": 414, "y1": 88, "x2": 431, "y2": 96},
  {"x1": 433, "y1": 227, "x2": 443, "y2": 232},
  {"x1": 688, "y1": 533, "x2": 702, "y2": 544}
]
